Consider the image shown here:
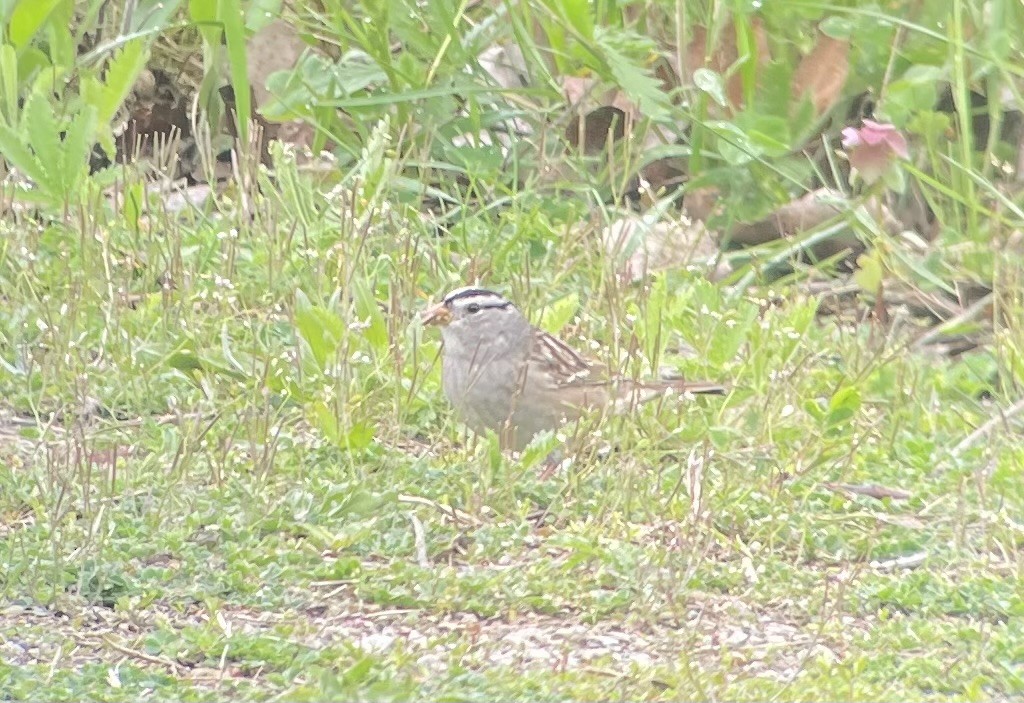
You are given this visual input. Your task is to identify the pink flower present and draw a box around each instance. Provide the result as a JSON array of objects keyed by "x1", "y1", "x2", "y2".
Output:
[{"x1": 841, "y1": 119, "x2": 909, "y2": 185}]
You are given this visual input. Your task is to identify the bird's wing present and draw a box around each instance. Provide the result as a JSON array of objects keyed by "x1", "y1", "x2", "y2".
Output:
[{"x1": 531, "y1": 328, "x2": 603, "y2": 386}]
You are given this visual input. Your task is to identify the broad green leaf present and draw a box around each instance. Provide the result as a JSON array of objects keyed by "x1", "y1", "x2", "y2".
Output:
[
  {"x1": 319, "y1": 486, "x2": 387, "y2": 521},
  {"x1": 218, "y1": 0, "x2": 251, "y2": 146},
  {"x1": 900, "y1": 65, "x2": 945, "y2": 84},
  {"x1": 630, "y1": 274, "x2": 669, "y2": 366},
  {"x1": 908, "y1": 110, "x2": 951, "y2": 143},
  {"x1": 166, "y1": 348, "x2": 209, "y2": 393},
  {"x1": 537, "y1": 292, "x2": 579, "y2": 335},
  {"x1": 789, "y1": 93, "x2": 818, "y2": 145},
  {"x1": 188, "y1": 0, "x2": 217, "y2": 23},
  {"x1": 220, "y1": 322, "x2": 249, "y2": 375},
  {"x1": 131, "y1": 0, "x2": 184, "y2": 34},
  {"x1": 15, "y1": 45, "x2": 49, "y2": 83},
  {"x1": 737, "y1": 114, "x2": 792, "y2": 156},
  {"x1": 803, "y1": 398, "x2": 826, "y2": 422},
  {"x1": 340, "y1": 657, "x2": 375, "y2": 687},
  {"x1": 166, "y1": 346, "x2": 247, "y2": 381},
  {"x1": 8, "y1": 0, "x2": 65, "y2": 50},
  {"x1": 94, "y1": 40, "x2": 149, "y2": 128},
  {"x1": 262, "y1": 57, "x2": 331, "y2": 121},
  {"x1": 853, "y1": 250, "x2": 883, "y2": 295},
  {"x1": 22, "y1": 87, "x2": 60, "y2": 167},
  {"x1": 707, "y1": 121, "x2": 759, "y2": 165},
  {"x1": 772, "y1": 298, "x2": 818, "y2": 365},
  {"x1": 296, "y1": 306, "x2": 346, "y2": 370},
  {"x1": 166, "y1": 349, "x2": 204, "y2": 375},
  {"x1": 881, "y1": 164, "x2": 907, "y2": 194},
  {"x1": 552, "y1": 0, "x2": 594, "y2": 39},
  {"x1": 343, "y1": 422, "x2": 375, "y2": 451},
  {"x1": 519, "y1": 431, "x2": 560, "y2": 470},
  {"x1": 335, "y1": 59, "x2": 386, "y2": 98},
  {"x1": 191, "y1": 0, "x2": 226, "y2": 126},
  {"x1": 0, "y1": 44, "x2": 16, "y2": 122},
  {"x1": 884, "y1": 79, "x2": 938, "y2": 124},
  {"x1": 246, "y1": 0, "x2": 282, "y2": 31},
  {"x1": 706, "y1": 301, "x2": 758, "y2": 367},
  {"x1": 121, "y1": 181, "x2": 145, "y2": 230},
  {"x1": 78, "y1": 74, "x2": 114, "y2": 157},
  {"x1": 827, "y1": 386, "x2": 861, "y2": 426},
  {"x1": 43, "y1": 0, "x2": 75, "y2": 69},
  {"x1": 758, "y1": 59, "x2": 794, "y2": 118},
  {"x1": 594, "y1": 28, "x2": 669, "y2": 120},
  {"x1": 745, "y1": 130, "x2": 791, "y2": 157},
  {"x1": 819, "y1": 16, "x2": 853, "y2": 40},
  {"x1": 294, "y1": 291, "x2": 346, "y2": 370},
  {"x1": 693, "y1": 68, "x2": 728, "y2": 108},
  {"x1": 311, "y1": 400, "x2": 342, "y2": 444},
  {"x1": 57, "y1": 104, "x2": 97, "y2": 199},
  {"x1": 0, "y1": 350, "x2": 24, "y2": 376}
]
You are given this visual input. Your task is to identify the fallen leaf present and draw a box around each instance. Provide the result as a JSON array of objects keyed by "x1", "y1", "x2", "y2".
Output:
[
  {"x1": 602, "y1": 213, "x2": 728, "y2": 282},
  {"x1": 792, "y1": 33, "x2": 850, "y2": 115}
]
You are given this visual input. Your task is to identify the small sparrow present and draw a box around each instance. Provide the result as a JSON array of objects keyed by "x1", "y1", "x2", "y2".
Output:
[{"x1": 422, "y1": 287, "x2": 726, "y2": 450}]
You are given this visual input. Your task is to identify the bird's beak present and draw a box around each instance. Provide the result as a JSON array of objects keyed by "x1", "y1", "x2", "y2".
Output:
[{"x1": 421, "y1": 302, "x2": 452, "y2": 327}]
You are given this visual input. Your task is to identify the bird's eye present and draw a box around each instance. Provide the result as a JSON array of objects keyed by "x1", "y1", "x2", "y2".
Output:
[{"x1": 466, "y1": 303, "x2": 481, "y2": 314}]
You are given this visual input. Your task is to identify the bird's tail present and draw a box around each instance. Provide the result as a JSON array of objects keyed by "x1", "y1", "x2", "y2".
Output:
[
  {"x1": 609, "y1": 379, "x2": 728, "y2": 413},
  {"x1": 665, "y1": 380, "x2": 728, "y2": 395}
]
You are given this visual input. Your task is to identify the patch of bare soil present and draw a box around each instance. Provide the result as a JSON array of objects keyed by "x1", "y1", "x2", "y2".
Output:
[{"x1": 1, "y1": 582, "x2": 852, "y2": 691}]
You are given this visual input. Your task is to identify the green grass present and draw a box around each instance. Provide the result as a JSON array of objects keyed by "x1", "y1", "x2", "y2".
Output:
[
  {"x1": 2, "y1": 0, "x2": 1024, "y2": 700},
  {"x1": 0, "y1": 168, "x2": 1020, "y2": 699}
]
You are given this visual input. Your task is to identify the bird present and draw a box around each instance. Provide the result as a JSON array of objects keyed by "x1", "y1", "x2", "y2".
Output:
[{"x1": 421, "y1": 286, "x2": 726, "y2": 450}]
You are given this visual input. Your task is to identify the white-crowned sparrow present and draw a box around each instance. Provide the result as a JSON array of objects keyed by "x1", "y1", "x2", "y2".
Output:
[{"x1": 422, "y1": 286, "x2": 726, "y2": 450}]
